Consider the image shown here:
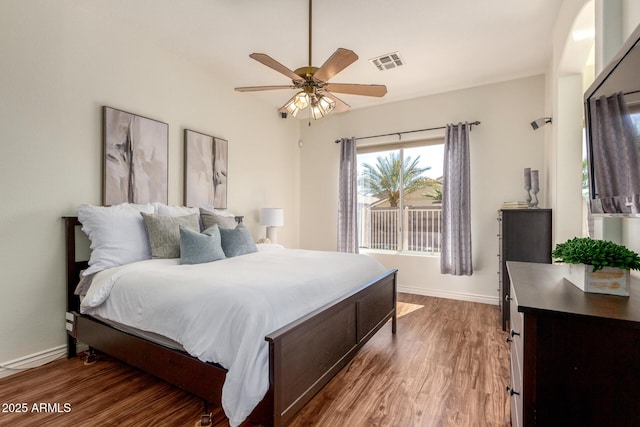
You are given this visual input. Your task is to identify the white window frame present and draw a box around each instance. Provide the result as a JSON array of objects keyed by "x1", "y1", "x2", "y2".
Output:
[{"x1": 356, "y1": 137, "x2": 444, "y2": 256}]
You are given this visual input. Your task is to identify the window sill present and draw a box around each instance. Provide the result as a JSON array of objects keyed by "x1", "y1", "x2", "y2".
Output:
[{"x1": 359, "y1": 248, "x2": 440, "y2": 258}]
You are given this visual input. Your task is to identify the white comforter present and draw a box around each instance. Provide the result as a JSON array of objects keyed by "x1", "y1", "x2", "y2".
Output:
[{"x1": 80, "y1": 247, "x2": 388, "y2": 426}]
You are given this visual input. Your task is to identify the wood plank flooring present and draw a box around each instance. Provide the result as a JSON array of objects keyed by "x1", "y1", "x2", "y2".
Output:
[{"x1": 0, "y1": 294, "x2": 510, "y2": 427}]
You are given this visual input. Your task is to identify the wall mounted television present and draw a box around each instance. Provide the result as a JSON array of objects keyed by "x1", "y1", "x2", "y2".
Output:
[{"x1": 584, "y1": 22, "x2": 640, "y2": 215}]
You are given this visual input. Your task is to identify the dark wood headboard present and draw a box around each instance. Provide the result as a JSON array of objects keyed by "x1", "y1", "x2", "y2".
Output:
[{"x1": 63, "y1": 216, "x2": 88, "y2": 314}]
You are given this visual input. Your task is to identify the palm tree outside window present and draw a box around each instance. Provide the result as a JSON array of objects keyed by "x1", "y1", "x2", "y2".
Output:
[{"x1": 356, "y1": 141, "x2": 444, "y2": 254}]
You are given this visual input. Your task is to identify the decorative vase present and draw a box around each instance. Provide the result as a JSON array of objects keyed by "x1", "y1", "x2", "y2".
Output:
[{"x1": 566, "y1": 264, "x2": 630, "y2": 296}]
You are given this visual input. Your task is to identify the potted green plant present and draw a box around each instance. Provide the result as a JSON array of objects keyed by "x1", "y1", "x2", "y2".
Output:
[{"x1": 552, "y1": 237, "x2": 640, "y2": 296}]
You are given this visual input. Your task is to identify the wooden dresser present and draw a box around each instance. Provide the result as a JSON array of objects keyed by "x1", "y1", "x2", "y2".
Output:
[
  {"x1": 498, "y1": 209, "x2": 552, "y2": 331},
  {"x1": 506, "y1": 261, "x2": 640, "y2": 426}
]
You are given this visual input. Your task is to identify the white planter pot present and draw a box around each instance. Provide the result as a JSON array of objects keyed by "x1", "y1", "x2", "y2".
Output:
[{"x1": 566, "y1": 264, "x2": 630, "y2": 296}]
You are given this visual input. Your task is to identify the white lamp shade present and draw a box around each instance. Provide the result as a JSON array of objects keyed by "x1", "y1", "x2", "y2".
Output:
[{"x1": 260, "y1": 208, "x2": 284, "y2": 227}]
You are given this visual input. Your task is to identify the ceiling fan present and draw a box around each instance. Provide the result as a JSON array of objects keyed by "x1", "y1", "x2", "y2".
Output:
[{"x1": 234, "y1": 0, "x2": 387, "y2": 120}]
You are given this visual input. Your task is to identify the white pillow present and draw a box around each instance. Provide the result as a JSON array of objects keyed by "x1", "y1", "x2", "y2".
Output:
[
  {"x1": 199, "y1": 204, "x2": 236, "y2": 217},
  {"x1": 77, "y1": 203, "x2": 155, "y2": 275},
  {"x1": 153, "y1": 203, "x2": 199, "y2": 217},
  {"x1": 214, "y1": 209, "x2": 236, "y2": 217}
]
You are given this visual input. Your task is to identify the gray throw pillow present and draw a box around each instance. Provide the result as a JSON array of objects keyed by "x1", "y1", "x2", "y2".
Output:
[
  {"x1": 179, "y1": 225, "x2": 226, "y2": 265},
  {"x1": 219, "y1": 224, "x2": 258, "y2": 257},
  {"x1": 200, "y1": 207, "x2": 237, "y2": 230},
  {"x1": 141, "y1": 212, "x2": 200, "y2": 258}
]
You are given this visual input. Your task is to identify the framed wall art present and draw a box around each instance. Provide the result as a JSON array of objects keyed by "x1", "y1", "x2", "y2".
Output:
[
  {"x1": 184, "y1": 129, "x2": 228, "y2": 209},
  {"x1": 103, "y1": 106, "x2": 168, "y2": 205}
]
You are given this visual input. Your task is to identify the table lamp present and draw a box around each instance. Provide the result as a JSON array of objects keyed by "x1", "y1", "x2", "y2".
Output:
[{"x1": 259, "y1": 208, "x2": 284, "y2": 243}]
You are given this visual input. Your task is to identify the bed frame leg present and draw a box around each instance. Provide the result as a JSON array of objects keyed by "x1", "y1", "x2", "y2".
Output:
[
  {"x1": 66, "y1": 335, "x2": 77, "y2": 359},
  {"x1": 198, "y1": 401, "x2": 212, "y2": 426},
  {"x1": 84, "y1": 348, "x2": 98, "y2": 365},
  {"x1": 392, "y1": 313, "x2": 397, "y2": 334}
]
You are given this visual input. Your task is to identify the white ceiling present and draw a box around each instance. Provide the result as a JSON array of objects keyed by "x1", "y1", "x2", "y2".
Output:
[{"x1": 79, "y1": 0, "x2": 564, "y2": 113}]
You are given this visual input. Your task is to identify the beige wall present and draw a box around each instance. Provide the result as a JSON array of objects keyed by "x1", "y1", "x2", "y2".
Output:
[
  {"x1": 624, "y1": 0, "x2": 640, "y2": 39},
  {"x1": 0, "y1": 1, "x2": 300, "y2": 373},
  {"x1": 547, "y1": 0, "x2": 594, "y2": 247},
  {"x1": 298, "y1": 75, "x2": 547, "y2": 303}
]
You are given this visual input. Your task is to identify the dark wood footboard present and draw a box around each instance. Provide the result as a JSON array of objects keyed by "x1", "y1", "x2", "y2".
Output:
[
  {"x1": 266, "y1": 269, "x2": 397, "y2": 426},
  {"x1": 63, "y1": 216, "x2": 397, "y2": 426}
]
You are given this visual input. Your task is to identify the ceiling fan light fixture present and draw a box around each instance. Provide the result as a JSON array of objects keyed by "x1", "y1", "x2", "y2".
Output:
[
  {"x1": 281, "y1": 91, "x2": 311, "y2": 117},
  {"x1": 311, "y1": 105, "x2": 323, "y2": 120},
  {"x1": 318, "y1": 95, "x2": 335, "y2": 112},
  {"x1": 311, "y1": 95, "x2": 336, "y2": 119},
  {"x1": 294, "y1": 92, "x2": 310, "y2": 109}
]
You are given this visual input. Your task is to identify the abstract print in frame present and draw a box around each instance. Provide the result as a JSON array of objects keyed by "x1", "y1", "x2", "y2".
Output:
[
  {"x1": 103, "y1": 106, "x2": 168, "y2": 205},
  {"x1": 184, "y1": 129, "x2": 228, "y2": 209}
]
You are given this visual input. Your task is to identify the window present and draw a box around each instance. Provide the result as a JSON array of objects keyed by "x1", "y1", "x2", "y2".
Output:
[{"x1": 357, "y1": 140, "x2": 444, "y2": 254}]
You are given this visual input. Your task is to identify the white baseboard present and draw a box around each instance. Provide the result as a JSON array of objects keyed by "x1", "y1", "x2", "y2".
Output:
[
  {"x1": 0, "y1": 345, "x2": 67, "y2": 379},
  {"x1": 398, "y1": 285, "x2": 499, "y2": 306}
]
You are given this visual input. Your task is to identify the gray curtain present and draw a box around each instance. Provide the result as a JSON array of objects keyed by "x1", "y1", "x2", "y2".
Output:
[
  {"x1": 590, "y1": 93, "x2": 640, "y2": 213},
  {"x1": 337, "y1": 137, "x2": 359, "y2": 253},
  {"x1": 440, "y1": 123, "x2": 473, "y2": 276}
]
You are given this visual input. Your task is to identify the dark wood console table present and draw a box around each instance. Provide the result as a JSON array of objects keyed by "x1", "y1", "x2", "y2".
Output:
[{"x1": 506, "y1": 261, "x2": 640, "y2": 426}]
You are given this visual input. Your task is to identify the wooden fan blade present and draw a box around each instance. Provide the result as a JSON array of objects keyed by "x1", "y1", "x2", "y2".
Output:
[
  {"x1": 249, "y1": 53, "x2": 303, "y2": 82},
  {"x1": 313, "y1": 48, "x2": 358, "y2": 82},
  {"x1": 324, "y1": 83, "x2": 387, "y2": 97},
  {"x1": 322, "y1": 92, "x2": 350, "y2": 113},
  {"x1": 235, "y1": 85, "x2": 297, "y2": 92}
]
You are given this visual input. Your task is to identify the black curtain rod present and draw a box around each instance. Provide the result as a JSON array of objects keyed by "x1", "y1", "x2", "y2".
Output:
[{"x1": 334, "y1": 121, "x2": 481, "y2": 143}]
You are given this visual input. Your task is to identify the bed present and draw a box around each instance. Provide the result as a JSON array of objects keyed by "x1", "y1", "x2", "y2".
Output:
[{"x1": 63, "y1": 215, "x2": 397, "y2": 426}]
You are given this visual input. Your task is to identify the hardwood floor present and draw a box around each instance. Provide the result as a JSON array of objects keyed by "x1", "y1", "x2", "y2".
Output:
[
  {"x1": 290, "y1": 294, "x2": 510, "y2": 427},
  {"x1": 0, "y1": 294, "x2": 510, "y2": 427}
]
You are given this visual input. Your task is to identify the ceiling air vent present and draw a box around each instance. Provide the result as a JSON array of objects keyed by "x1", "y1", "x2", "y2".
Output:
[{"x1": 369, "y1": 52, "x2": 404, "y2": 71}]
